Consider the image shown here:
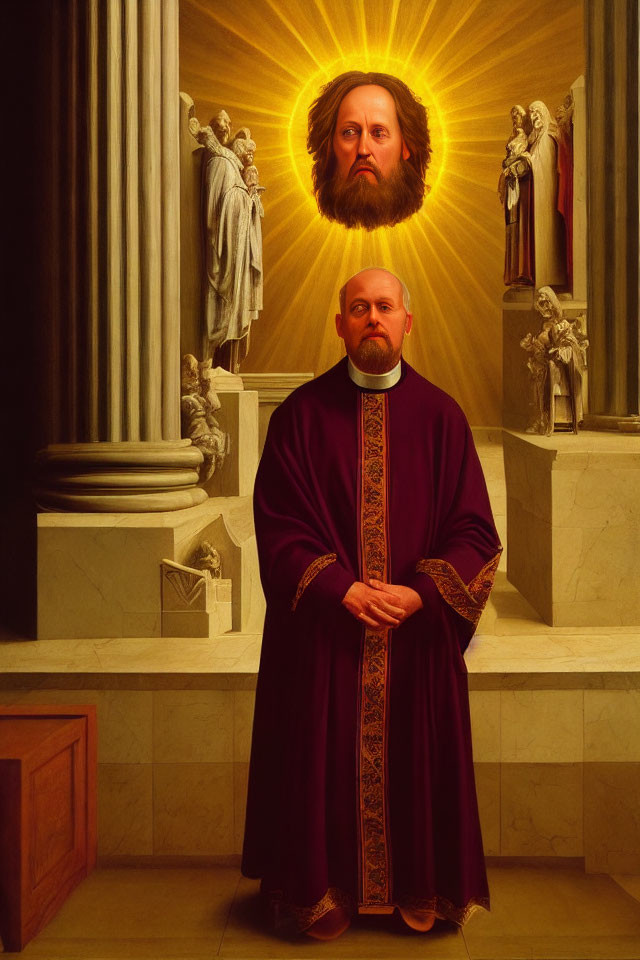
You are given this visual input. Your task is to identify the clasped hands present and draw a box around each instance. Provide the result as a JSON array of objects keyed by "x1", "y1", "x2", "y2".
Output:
[{"x1": 342, "y1": 578, "x2": 423, "y2": 629}]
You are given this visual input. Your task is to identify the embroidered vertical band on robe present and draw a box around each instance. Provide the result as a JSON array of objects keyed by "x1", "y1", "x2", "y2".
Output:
[{"x1": 242, "y1": 358, "x2": 502, "y2": 931}]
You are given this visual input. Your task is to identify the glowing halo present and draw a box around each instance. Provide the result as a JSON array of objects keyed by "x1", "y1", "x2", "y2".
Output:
[
  {"x1": 181, "y1": 0, "x2": 585, "y2": 427},
  {"x1": 287, "y1": 54, "x2": 448, "y2": 210}
]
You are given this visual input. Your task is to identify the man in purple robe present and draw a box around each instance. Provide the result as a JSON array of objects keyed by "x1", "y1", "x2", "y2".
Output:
[{"x1": 242, "y1": 267, "x2": 501, "y2": 939}]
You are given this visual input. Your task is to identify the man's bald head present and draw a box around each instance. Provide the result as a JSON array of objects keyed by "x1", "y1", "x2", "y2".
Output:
[
  {"x1": 339, "y1": 268, "x2": 410, "y2": 317},
  {"x1": 335, "y1": 268, "x2": 413, "y2": 375}
]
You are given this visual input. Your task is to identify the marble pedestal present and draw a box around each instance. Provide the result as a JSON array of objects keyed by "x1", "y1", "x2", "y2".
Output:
[
  {"x1": 504, "y1": 430, "x2": 640, "y2": 626},
  {"x1": 204, "y1": 390, "x2": 259, "y2": 499},
  {"x1": 37, "y1": 498, "x2": 264, "y2": 640},
  {"x1": 241, "y1": 373, "x2": 314, "y2": 454}
]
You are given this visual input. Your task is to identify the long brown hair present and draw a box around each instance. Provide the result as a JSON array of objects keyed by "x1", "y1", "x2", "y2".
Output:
[{"x1": 307, "y1": 71, "x2": 431, "y2": 195}]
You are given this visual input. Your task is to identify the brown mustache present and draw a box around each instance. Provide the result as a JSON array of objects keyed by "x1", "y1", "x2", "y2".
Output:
[
  {"x1": 348, "y1": 159, "x2": 382, "y2": 181},
  {"x1": 362, "y1": 329, "x2": 391, "y2": 344}
]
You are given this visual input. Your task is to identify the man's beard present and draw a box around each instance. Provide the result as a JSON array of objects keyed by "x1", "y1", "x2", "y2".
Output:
[
  {"x1": 352, "y1": 335, "x2": 401, "y2": 374},
  {"x1": 315, "y1": 159, "x2": 425, "y2": 230}
]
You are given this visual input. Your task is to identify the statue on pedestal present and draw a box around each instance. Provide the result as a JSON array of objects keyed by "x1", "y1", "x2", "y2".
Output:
[
  {"x1": 520, "y1": 287, "x2": 588, "y2": 434},
  {"x1": 189, "y1": 107, "x2": 265, "y2": 374},
  {"x1": 180, "y1": 354, "x2": 229, "y2": 482},
  {"x1": 528, "y1": 101, "x2": 566, "y2": 288},
  {"x1": 499, "y1": 100, "x2": 567, "y2": 288},
  {"x1": 499, "y1": 104, "x2": 534, "y2": 286}
]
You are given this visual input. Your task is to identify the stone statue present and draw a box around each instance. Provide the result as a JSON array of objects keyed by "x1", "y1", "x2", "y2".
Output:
[
  {"x1": 500, "y1": 100, "x2": 567, "y2": 287},
  {"x1": 180, "y1": 354, "x2": 229, "y2": 482},
  {"x1": 191, "y1": 541, "x2": 223, "y2": 579},
  {"x1": 211, "y1": 110, "x2": 232, "y2": 146},
  {"x1": 499, "y1": 104, "x2": 534, "y2": 285},
  {"x1": 555, "y1": 92, "x2": 575, "y2": 289},
  {"x1": 527, "y1": 101, "x2": 567, "y2": 287},
  {"x1": 189, "y1": 108, "x2": 264, "y2": 374},
  {"x1": 520, "y1": 287, "x2": 588, "y2": 434}
]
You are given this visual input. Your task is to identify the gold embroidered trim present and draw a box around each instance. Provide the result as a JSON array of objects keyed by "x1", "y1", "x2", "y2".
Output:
[
  {"x1": 267, "y1": 885, "x2": 486, "y2": 931},
  {"x1": 291, "y1": 552, "x2": 337, "y2": 611},
  {"x1": 398, "y1": 893, "x2": 490, "y2": 926},
  {"x1": 360, "y1": 393, "x2": 387, "y2": 583},
  {"x1": 284, "y1": 886, "x2": 355, "y2": 931},
  {"x1": 416, "y1": 551, "x2": 502, "y2": 626},
  {"x1": 358, "y1": 393, "x2": 392, "y2": 908}
]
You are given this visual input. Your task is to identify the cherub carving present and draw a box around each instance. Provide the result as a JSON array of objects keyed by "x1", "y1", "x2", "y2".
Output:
[
  {"x1": 191, "y1": 541, "x2": 223, "y2": 579},
  {"x1": 180, "y1": 354, "x2": 229, "y2": 482}
]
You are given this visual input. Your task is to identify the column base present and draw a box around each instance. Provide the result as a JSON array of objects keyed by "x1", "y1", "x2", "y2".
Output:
[
  {"x1": 35, "y1": 441, "x2": 208, "y2": 513},
  {"x1": 582, "y1": 414, "x2": 640, "y2": 433}
]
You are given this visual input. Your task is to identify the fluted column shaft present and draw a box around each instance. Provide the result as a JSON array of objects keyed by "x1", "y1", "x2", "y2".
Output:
[
  {"x1": 585, "y1": 0, "x2": 640, "y2": 430},
  {"x1": 38, "y1": 0, "x2": 204, "y2": 511}
]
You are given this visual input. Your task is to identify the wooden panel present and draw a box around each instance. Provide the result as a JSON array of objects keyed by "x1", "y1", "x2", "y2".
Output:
[
  {"x1": 0, "y1": 706, "x2": 96, "y2": 952},
  {"x1": 31, "y1": 743, "x2": 76, "y2": 886},
  {"x1": 0, "y1": 760, "x2": 22, "y2": 951},
  {"x1": 0, "y1": 705, "x2": 97, "y2": 870},
  {"x1": 0, "y1": 717, "x2": 76, "y2": 758}
]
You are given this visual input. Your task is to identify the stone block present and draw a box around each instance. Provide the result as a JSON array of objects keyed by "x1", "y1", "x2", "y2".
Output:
[
  {"x1": 500, "y1": 690, "x2": 583, "y2": 762},
  {"x1": 240, "y1": 373, "x2": 314, "y2": 454},
  {"x1": 233, "y1": 691, "x2": 255, "y2": 763},
  {"x1": 152, "y1": 691, "x2": 234, "y2": 763},
  {"x1": 205, "y1": 391, "x2": 259, "y2": 498},
  {"x1": 504, "y1": 429, "x2": 640, "y2": 626},
  {"x1": 37, "y1": 498, "x2": 262, "y2": 639},
  {"x1": 584, "y1": 691, "x2": 640, "y2": 762},
  {"x1": 501, "y1": 762, "x2": 583, "y2": 857},
  {"x1": 233, "y1": 762, "x2": 249, "y2": 856},
  {"x1": 37, "y1": 519, "x2": 174, "y2": 640},
  {"x1": 469, "y1": 691, "x2": 500, "y2": 762},
  {"x1": 153, "y1": 763, "x2": 234, "y2": 856},
  {"x1": 585, "y1": 762, "x2": 640, "y2": 873},
  {"x1": 502, "y1": 289, "x2": 538, "y2": 433},
  {"x1": 98, "y1": 764, "x2": 153, "y2": 856},
  {"x1": 474, "y1": 762, "x2": 500, "y2": 856}
]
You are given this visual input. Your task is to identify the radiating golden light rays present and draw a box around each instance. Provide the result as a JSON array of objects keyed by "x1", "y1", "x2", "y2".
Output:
[
  {"x1": 418, "y1": 0, "x2": 485, "y2": 77},
  {"x1": 180, "y1": 0, "x2": 584, "y2": 426},
  {"x1": 404, "y1": 0, "x2": 438, "y2": 65}
]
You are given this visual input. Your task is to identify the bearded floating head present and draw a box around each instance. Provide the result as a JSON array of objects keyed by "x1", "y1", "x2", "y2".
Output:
[{"x1": 307, "y1": 71, "x2": 431, "y2": 230}]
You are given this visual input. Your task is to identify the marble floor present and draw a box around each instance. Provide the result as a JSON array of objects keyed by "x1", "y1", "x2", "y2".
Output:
[{"x1": 2, "y1": 864, "x2": 640, "y2": 959}]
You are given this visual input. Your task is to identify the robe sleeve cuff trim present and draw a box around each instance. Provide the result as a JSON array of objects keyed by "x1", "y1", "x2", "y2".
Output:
[
  {"x1": 291, "y1": 553, "x2": 337, "y2": 611},
  {"x1": 415, "y1": 551, "x2": 502, "y2": 626}
]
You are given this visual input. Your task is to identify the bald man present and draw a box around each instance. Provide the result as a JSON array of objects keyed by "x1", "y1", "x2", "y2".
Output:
[{"x1": 242, "y1": 268, "x2": 501, "y2": 940}]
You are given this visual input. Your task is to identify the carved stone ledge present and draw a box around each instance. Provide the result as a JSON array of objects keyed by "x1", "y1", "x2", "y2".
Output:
[
  {"x1": 35, "y1": 441, "x2": 208, "y2": 513},
  {"x1": 161, "y1": 558, "x2": 232, "y2": 637},
  {"x1": 240, "y1": 372, "x2": 314, "y2": 404},
  {"x1": 582, "y1": 414, "x2": 640, "y2": 434}
]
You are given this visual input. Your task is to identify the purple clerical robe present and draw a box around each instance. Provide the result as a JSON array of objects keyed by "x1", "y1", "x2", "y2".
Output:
[{"x1": 241, "y1": 357, "x2": 501, "y2": 930}]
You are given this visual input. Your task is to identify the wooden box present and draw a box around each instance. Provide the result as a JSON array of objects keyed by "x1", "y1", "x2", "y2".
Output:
[{"x1": 0, "y1": 705, "x2": 97, "y2": 952}]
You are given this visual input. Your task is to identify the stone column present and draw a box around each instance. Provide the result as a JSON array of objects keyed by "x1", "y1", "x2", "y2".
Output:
[
  {"x1": 36, "y1": 0, "x2": 207, "y2": 510},
  {"x1": 584, "y1": 0, "x2": 640, "y2": 431}
]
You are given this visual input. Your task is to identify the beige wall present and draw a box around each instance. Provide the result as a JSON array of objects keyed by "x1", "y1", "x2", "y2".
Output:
[{"x1": 179, "y1": 0, "x2": 584, "y2": 426}]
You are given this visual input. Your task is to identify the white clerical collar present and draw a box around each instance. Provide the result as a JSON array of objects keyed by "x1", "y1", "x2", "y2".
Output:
[{"x1": 347, "y1": 357, "x2": 402, "y2": 391}]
